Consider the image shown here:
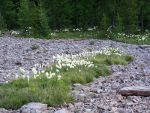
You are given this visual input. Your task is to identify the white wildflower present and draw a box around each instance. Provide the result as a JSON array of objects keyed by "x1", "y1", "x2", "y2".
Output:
[
  {"x1": 41, "y1": 70, "x2": 45, "y2": 73},
  {"x1": 56, "y1": 69, "x2": 60, "y2": 73},
  {"x1": 45, "y1": 72, "x2": 49, "y2": 77},
  {"x1": 57, "y1": 75, "x2": 62, "y2": 80},
  {"x1": 32, "y1": 67, "x2": 38, "y2": 75},
  {"x1": 27, "y1": 75, "x2": 30, "y2": 84},
  {"x1": 19, "y1": 67, "x2": 26, "y2": 74},
  {"x1": 50, "y1": 72, "x2": 56, "y2": 77},
  {"x1": 15, "y1": 74, "x2": 19, "y2": 79}
]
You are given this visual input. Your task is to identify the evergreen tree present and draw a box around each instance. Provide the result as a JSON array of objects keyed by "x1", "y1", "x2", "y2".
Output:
[
  {"x1": 18, "y1": 0, "x2": 31, "y2": 35},
  {"x1": 128, "y1": 0, "x2": 138, "y2": 33},
  {"x1": 115, "y1": 13, "x2": 123, "y2": 33},
  {"x1": 101, "y1": 13, "x2": 109, "y2": 31},
  {"x1": 31, "y1": 2, "x2": 49, "y2": 37},
  {"x1": 138, "y1": 0, "x2": 150, "y2": 31},
  {"x1": 119, "y1": 0, "x2": 138, "y2": 33},
  {"x1": 39, "y1": 4, "x2": 49, "y2": 37},
  {"x1": 0, "y1": 12, "x2": 6, "y2": 30},
  {"x1": 31, "y1": 4, "x2": 41, "y2": 37},
  {"x1": 99, "y1": 13, "x2": 110, "y2": 39},
  {"x1": 0, "y1": 0, "x2": 16, "y2": 29}
]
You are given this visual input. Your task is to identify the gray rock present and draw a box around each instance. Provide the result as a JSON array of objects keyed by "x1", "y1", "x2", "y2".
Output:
[
  {"x1": 85, "y1": 108, "x2": 92, "y2": 113},
  {"x1": 143, "y1": 66, "x2": 150, "y2": 76},
  {"x1": 90, "y1": 88, "x2": 103, "y2": 94},
  {"x1": 0, "y1": 108, "x2": 9, "y2": 113},
  {"x1": 74, "y1": 102, "x2": 84, "y2": 108},
  {"x1": 72, "y1": 83, "x2": 83, "y2": 90},
  {"x1": 20, "y1": 103, "x2": 48, "y2": 113},
  {"x1": 54, "y1": 109, "x2": 69, "y2": 113},
  {"x1": 116, "y1": 108, "x2": 126, "y2": 113},
  {"x1": 68, "y1": 104, "x2": 75, "y2": 112},
  {"x1": 77, "y1": 93, "x2": 86, "y2": 101}
]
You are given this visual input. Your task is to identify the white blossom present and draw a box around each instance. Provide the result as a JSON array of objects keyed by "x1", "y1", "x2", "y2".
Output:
[{"x1": 32, "y1": 67, "x2": 38, "y2": 75}]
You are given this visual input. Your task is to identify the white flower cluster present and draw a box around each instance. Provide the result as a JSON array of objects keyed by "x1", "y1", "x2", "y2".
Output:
[
  {"x1": 53, "y1": 47, "x2": 123, "y2": 69},
  {"x1": 102, "y1": 48, "x2": 123, "y2": 56},
  {"x1": 53, "y1": 54, "x2": 95, "y2": 69},
  {"x1": 25, "y1": 27, "x2": 32, "y2": 35},
  {"x1": 62, "y1": 28, "x2": 69, "y2": 32},
  {"x1": 87, "y1": 26, "x2": 97, "y2": 31},
  {"x1": 50, "y1": 32, "x2": 57, "y2": 36},
  {"x1": 16, "y1": 48, "x2": 123, "y2": 83},
  {"x1": 73, "y1": 48, "x2": 123, "y2": 57},
  {"x1": 53, "y1": 27, "x2": 98, "y2": 33},
  {"x1": 18, "y1": 65, "x2": 61, "y2": 84},
  {"x1": 73, "y1": 28, "x2": 81, "y2": 31},
  {"x1": 11, "y1": 30, "x2": 20, "y2": 35},
  {"x1": 116, "y1": 33, "x2": 149, "y2": 41}
]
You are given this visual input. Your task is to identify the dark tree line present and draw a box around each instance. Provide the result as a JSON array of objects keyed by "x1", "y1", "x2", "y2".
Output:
[{"x1": 0, "y1": 0, "x2": 149, "y2": 36}]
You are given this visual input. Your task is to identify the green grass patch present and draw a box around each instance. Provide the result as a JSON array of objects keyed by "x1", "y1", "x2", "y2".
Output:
[
  {"x1": 114, "y1": 37, "x2": 150, "y2": 45},
  {"x1": 0, "y1": 53, "x2": 133, "y2": 109},
  {"x1": 89, "y1": 54, "x2": 133, "y2": 65},
  {"x1": 50, "y1": 31, "x2": 104, "y2": 39},
  {"x1": 13, "y1": 29, "x2": 150, "y2": 45},
  {"x1": 58, "y1": 65, "x2": 110, "y2": 84},
  {"x1": 0, "y1": 77, "x2": 72, "y2": 109},
  {"x1": 49, "y1": 31, "x2": 150, "y2": 45}
]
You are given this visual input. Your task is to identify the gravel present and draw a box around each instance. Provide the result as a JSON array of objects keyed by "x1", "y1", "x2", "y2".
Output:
[{"x1": 0, "y1": 36, "x2": 150, "y2": 113}]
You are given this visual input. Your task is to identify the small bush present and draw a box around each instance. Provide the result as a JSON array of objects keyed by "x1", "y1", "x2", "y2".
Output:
[{"x1": 31, "y1": 44, "x2": 40, "y2": 50}]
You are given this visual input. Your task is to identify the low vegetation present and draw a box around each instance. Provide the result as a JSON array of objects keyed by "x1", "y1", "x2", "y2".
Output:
[
  {"x1": 31, "y1": 44, "x2": 40, "y2": 50},
  {"x1": 0, "y1": 48, "x2": 133, "y2": 109},
  {"x1": 112, "y1": 32, "x2": 150, "y2": 45},
  {"x1": 49, "y1": 29, "x2": 150, "y2": 44}
]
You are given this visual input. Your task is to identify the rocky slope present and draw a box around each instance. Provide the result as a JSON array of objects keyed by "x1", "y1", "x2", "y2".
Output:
[{"x1": 0, "y1": 36, "x2": 150, "y2": 113}]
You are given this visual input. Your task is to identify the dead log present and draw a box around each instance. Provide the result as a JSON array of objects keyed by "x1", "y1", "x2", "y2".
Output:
[
  {"x1": 139, "y1": 45, "x2": 150, "y2": 49},
  {"x1": 119, "y1": 86, "x2": 150, "y2": 96}
]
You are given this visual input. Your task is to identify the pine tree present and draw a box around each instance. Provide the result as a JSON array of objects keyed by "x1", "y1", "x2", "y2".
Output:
[
  {"x1": 39, "y1": 5, "x2": 49, "y2": 37},
  {"x1": 0, "y1": 0, "x2": 16, "y2": 29},
  {"x1": 101, "y1": 13, "x2": 109, "y2": 31},
  {"x1": 31, "y1": 2, "x2": 49, "y2": 37},
  {"x1": 128, "y1": 0, "x2": 138, "y2": 33},
  {"x1": 30, "y1": 4, "x2": 41, "y2": 37},
  {"x1": 0, "y1": 12, "x2": 6, "y2": 30},
  {"x1": 115, "y1": 13, "x2": 123, "y2": 33},
  {"x1": 18, "y1": 0, "x2": 31, "y2": 35},
  {"x1": 119, "y1": 0, "x2": 138, "y2": 33}
]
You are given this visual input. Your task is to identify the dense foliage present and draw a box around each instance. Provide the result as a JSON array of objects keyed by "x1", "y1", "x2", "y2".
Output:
[{"x1": 0, "y1": 0, "x2": 149, "y2": 36}]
